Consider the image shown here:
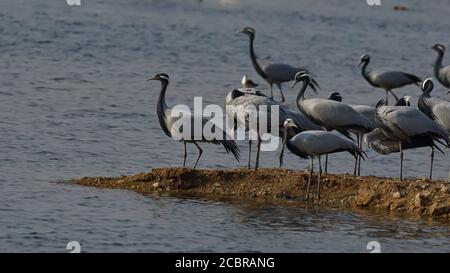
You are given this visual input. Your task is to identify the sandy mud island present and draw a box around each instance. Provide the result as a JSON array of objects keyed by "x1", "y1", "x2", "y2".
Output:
[{"x1": 71, "y1": 168, "x2": 450, "y2": 219}]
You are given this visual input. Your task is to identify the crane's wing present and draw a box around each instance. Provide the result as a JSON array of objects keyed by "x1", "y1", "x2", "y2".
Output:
[
  {"x1": 440, "y1": 66, "x2": 450, "y2": 87},
  {"x1": 285, "y1": 109, "x2": 323, "y2": 131},
  {"x1": 350, "y1": 104, "x2": 376, "y2": 125},
  {"x1": 261, "y1": 63, "x2": 301, "y2": 82},
  {"x1": 261, "y1": 62, "x2": 319, "y2": 91},
  {"x1": 289, "y1": 130, "x2": 364, "y2": 159},
  {"x1": 429, "y1": 97, "x2": 450, "y2": 132},
  {"x1": 377, "y1": 106, "x2": 449, "y2": 144},
  {"x1": 302, "y1": 99, "x2": 375, "y2": 132},
  {"x1": 364, "y1": 128, "x2": 400, "y2": 154},
  {"x1": 370, "y1": 70, "x2": 421, "y2": 88}
]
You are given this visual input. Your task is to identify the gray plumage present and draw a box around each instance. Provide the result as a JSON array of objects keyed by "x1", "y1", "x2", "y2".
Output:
[
  {"x1": 294, "y1": 81, "x2": 376, "y2": 136},
  {"x1": 432, "y1": 44, "x2": 450, "y2": 88},
  {"x1": 327, "y1": 91, "x2": 377, "y2": 128},
  {"x1": 326, "y1": 91, "x2": 377, "y2": 175},
  {"x1": 293, "y1": 73, "x2": 375, "y2": 176},
  {"x1": 359, "y1": 54, "x2": 421, "y2": 105},
  {"x1": 418, "y1": 78, "x2": 450, "y2": 132},
  {"x1": 239, "y1": 27, "x2": 319, "y2": 102},
  {"x1": 350, "y1": 105, "x2": 376, "y2": 126},
  {"x1": 364, "y1": 128, "x2": 400, "y2": 155},
  {"x1": 225, "y1": 88, "x2": 322, "y2": 169},
  {"x1": 364, "y1": 128, "x2": 442, "y2": 155},
  {"x1": 281, "y1": 119, "x2": 365, "y2": 200},
  {"x1": 376, "y1": 105, "x2": 448, "y2": 143},
  {"x1": 374, "y1": 99, "x2": 449, "y2": 180},
  {"x1": 149, "y1": 73, "x2": 240, "y2": 168}
]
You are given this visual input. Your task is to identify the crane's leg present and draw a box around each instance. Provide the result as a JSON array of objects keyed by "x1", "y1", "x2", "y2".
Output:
[
  {"x1": 306, "y1": 157, "x2": 314, "y2": 201},
  {"x1": 182, "y1": 141, "x2": 187, "y2": 168},
  {"x1": 279, "y1": 145, "x2": 284, "y2": 169},
  {"x1": 317, "y1": 156, "x2": 322, "y2": 200},
  {"x1": 276, "y1": 83, "x2": 285, "y2": 103},
  {"x1": 399, "y1": 142, "x2": 403, "y2": 181},
  {"x1": 324, "y1": 154, "x2": 328, "y2": 174},
  {"x1": 254, "y1": 137, "x2": 261, "y2": 171},
  {"x1": 388, "y1": 90, "x2": 400, "y2": 103},
  {"x1": 358, "y1": 135, "x2": 362, "y2": 176},
  {"x1": 353, "y1": 135, "x2": 359, "y2": 176},
  {"x1": 247, "y1": 140, "x2": 252, "y2": 169},
  {"x1": 385, "y1": 90, "x2": 389, "y2": 105},
  {"x1": 269, "y1": 83, "x2": 274, "y2": 99},
  {"x1": 429, "y1": 147, "x2": 435, "y2": 180},
  {"x1": 193, "y1": 142, "x2": 203, "y2": 169}
]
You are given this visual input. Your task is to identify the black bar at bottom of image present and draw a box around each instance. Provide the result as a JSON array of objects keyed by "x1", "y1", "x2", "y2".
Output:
[{"x1": 1, "y1": 253, "x2": 446, "y2": 272}]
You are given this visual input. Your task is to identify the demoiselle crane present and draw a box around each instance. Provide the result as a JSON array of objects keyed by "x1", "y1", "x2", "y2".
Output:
[
  {"x1": 238, "y1": 27, "x2": 319, "y2": 102},
  {"x1": 432, "y1": 44, "x2": 450, "y2": 88},
  {"x1": 418, "y1": 78, "x2": 450, "y2": 133},
  {"x1": 418, "y1": 79, "x2": 450, "y2": 179},
  {"x1": 292, "y1": 72, "x2": 375, "y2": 176},
  {"x1": 326, "y1": 91, "x2": 377, "y2": 175},
  {"x1": 359, "y1": 54, "x2": 422, "y2": 105},
  {"x1": 225, "y1": 88, "x2": 322, "y2": 170},
  {"x1": 148, "y1": 73, "x2": 240, "y2": 168},
  {"x1": 374, "y1": 98, "x2": 449, "y2": 180},
  {"x1": 327, "y1": 92, "x2": 377, "y2": 125},
  {"x1": 281, "y1": 119, "x2": 365, "y2": 200}
]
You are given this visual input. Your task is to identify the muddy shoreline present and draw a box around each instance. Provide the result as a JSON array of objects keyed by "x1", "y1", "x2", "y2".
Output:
[{"x1": 70, "y1": 168, "x2": 450, "y2": 219}]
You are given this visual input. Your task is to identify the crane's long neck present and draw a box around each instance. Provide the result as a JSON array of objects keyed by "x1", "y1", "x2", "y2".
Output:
[
  {"x1": 361, "y1": 61, "x2": 377, "y2": 87},
  {"x1": 157, "y1": 80, "x2": 171, "y2": 136},
  {"x1": 433, "y1": 51, "x2": 444, "y2": 78},
  {"x1": 248, "y1": 35, "x2": 267, "y2": 79},
  {"x1": 279, "y1": 126, "x2": 289, "y2": 167},
  {"x1": 295, "y1": 79, "x2": 309, "y2": 112},
  {"x1": 418, "y1": 82, "x2": 433, "y2": 117}
]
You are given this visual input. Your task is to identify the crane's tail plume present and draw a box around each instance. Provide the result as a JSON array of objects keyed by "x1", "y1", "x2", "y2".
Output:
[
  {"x1": 349, "y1": 146, "x2": 367, "y2": 161},
  {"x1": 220, "y1": 139, "x2": 241, "y2": 162},
  {"x1": 402, "y1": 72, "x2": 422, "y2": 86},
  {"x1": 432, "y1": 141, "x2": 445, "y2": 154},
  {"x1": 337, "y1": 129, "x2": 354, "y2": 141}
]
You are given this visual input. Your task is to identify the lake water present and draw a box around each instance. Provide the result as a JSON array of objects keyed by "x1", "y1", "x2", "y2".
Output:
[{"x1": 1, "y1": 0, "x2": 449, "y2": 252}]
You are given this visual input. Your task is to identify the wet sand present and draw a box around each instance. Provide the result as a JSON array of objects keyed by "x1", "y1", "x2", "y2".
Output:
[{"x1": 71, "y1": 168, "x2": 450, "y2": 219}]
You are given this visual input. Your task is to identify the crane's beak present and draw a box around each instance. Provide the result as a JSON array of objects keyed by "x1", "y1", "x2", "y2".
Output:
[
  {"x1": 358, "y1": 61, "x2": 364, "y2": 68},
  {"x1": 291, "y1": 80, "x2": 300, "y2": 88},
  {"x1": 447, "y1": 90, "x2": 450, "y2": 94},
  {"x1": 236, "y1": 29, "x2": 245, "y2": 35},
  {"x1": 147, "y1": 76, "x2": 157, "y2": 81}
]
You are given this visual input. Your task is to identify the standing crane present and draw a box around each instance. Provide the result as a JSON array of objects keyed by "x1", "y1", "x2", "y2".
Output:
[
  {"x1": 148, "y1": 73, "x2": 240, "y2": 168},
  {"x1": 238, "y1": 27, "x2": 319, "y2": 102}
]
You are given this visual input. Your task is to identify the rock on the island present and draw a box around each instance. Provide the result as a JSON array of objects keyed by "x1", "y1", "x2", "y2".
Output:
[
  {"x1": 356, "y1": 190, "x2": 376, "y2": 207},
  {"x1": 392, "y1": 191, "x2": 402, "y2": 199},
  {"x1": 152, "y1": 182, "x2": 160, "y2": 188},
  {"x1": 429, "y1": 203, "x2": 450, "y2": 217},
  {"x1": 414, "y1": 192, "x2": 431, "y2": 208},
  {"x1": 440, "y1": 185, "x2": 450, "y2": 194}
]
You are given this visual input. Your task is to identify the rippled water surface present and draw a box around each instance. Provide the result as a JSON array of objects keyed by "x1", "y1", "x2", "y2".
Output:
[{"x1": 1, "y1": 0, "x2": 450, "y2": 252}]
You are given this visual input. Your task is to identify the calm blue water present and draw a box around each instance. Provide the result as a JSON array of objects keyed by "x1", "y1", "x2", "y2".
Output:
[{"x1": 1, "y1": 0, "x2": 449, "y2": 252}]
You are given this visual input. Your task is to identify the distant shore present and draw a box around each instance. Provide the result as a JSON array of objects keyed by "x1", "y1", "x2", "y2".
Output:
[{"x1": 71, "y1": 168, "x2": 450, "y2": 219}]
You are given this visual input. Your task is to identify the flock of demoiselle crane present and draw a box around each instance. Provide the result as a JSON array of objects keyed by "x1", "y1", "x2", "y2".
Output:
[{"x1": 147, "y1": 27, "x2": 450, "y2": 200}]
